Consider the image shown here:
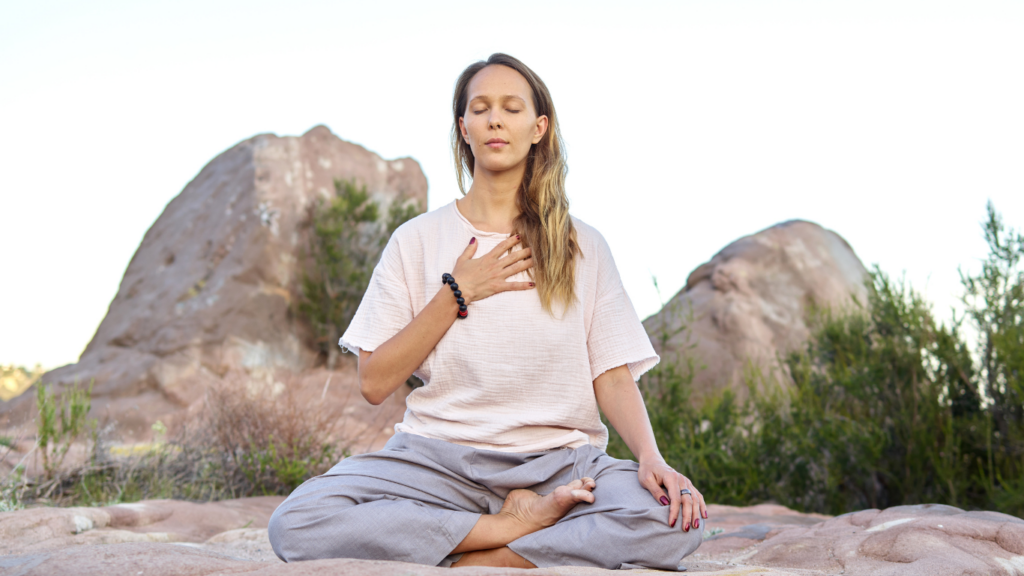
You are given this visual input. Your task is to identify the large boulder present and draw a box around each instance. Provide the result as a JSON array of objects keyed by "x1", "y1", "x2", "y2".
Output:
[
  {"x1": 644, "y1": 220, "x2": 869, "y2": 400},
  {"x1": 0, "y1": 126, "x2": 426, "y2": 436}
]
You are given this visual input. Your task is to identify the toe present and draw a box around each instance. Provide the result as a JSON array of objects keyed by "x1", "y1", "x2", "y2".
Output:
[{"x1": 570, "y1": 489, "x2": 596, "y2": 503}]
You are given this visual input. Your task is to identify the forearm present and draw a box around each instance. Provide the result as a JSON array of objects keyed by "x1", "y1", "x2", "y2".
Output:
[
  {"x1": 358, "y1": 286, "x2": 459, "y2": 404},
  {"x1": 594, "y1": 366, "x2": 663, "y2": 463}
]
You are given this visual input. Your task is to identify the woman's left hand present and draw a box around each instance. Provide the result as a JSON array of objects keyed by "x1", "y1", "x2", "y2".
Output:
[{"x1": 637, "y1": 457, "x2": 708, "y2": 531}]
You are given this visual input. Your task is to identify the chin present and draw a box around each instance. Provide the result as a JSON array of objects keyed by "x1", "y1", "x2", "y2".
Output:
[{"x1": 475, "y1": 156, "x2": 523, "y2": 174}]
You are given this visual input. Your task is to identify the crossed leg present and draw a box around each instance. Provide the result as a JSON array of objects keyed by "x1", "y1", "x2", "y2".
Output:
[
  {"x1": 269, "y1": 434, "x2": 701, "y2": 570},
  {"x1": 451, "y1": 477, "x2": 597, "y2": 568}
]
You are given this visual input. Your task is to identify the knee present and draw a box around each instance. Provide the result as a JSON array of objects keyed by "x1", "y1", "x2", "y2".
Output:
[
  {"x1": 670, "y1": 517, "x2": 705, "y2": 558},
  {"x1": 269, "y1": 497, "x2": 327, "y2": 562},
  {"x1": 631, "y1": 509, "x2": 705, "y2": 567},
  {"x1": 268, "y1": 488, "x2": 368, "y2": 563},
  {"x1": 267, "y1": 500, "x2": 299, "y2": 562}
]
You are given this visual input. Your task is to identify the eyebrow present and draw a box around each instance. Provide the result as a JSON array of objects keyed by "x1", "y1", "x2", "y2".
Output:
[{"x1": 468, "y1": 95, "x2": 528, "y2": 105}]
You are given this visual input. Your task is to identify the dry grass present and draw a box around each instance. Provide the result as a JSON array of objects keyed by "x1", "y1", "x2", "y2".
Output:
[
  {"x1": 2, "y1": 374, "x2": 349, "y2": 507},
  {"x1": 176, "y1": 375, "x2": 344, "y2": 497}
]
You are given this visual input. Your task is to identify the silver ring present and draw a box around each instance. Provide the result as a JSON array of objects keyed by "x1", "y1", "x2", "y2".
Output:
[{"x1": 680, "y1": 489, "x2": 692, "y2": 497}]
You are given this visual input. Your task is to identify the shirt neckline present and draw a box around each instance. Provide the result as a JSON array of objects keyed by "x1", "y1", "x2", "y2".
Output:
[{"x1": 450, "y1": 199, "x2": 512, "y2": 239}]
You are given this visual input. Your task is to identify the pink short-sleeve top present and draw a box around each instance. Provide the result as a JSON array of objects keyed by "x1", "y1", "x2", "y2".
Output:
[{"x1": 339, "y1": 200, "x2": 659, "y2": 453}]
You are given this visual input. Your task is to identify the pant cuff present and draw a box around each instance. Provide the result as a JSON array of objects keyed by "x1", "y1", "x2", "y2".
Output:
[{"x1": 434, "y1": 510, "x2": 481, "y2": 567}]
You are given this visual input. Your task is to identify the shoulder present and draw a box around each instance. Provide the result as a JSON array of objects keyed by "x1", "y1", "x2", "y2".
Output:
[
  {"x1": 570, "y1": 214, "x2": 614, "y2": 261},
  {"x1": 387, "y1": 200, "x2": 457, "y2": 247}
]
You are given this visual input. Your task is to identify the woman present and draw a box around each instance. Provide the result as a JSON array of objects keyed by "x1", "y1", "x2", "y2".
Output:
[{"x1": 268, "y1": 53, "x2": 707, "y2": 570}]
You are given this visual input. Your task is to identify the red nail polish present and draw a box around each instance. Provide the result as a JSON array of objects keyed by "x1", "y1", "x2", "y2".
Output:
[
  {"x1": 703, "y1": 511, "x2": 708, "y2": 519},
  {"x1": 516, "y1": 234, "x2": 520, "y2": 239},
  {"x1": 670, "y1": 519, "x2": 676, "y2": 527},
  {"x1": 470, "y1": 237, "x2": 476, "y2": 244},
  {"x1": 659, "y1": 496, "x2": 669, "y2": 506},
  {"x1": 529, "y1": 282, "x2": 535, "y2": 287},
  {"x1": 684, "y1": 522, "x2": 690, "y2": 532},
  {"x1": 694, "y1": 519, "x2": 700, "y2": 529}
]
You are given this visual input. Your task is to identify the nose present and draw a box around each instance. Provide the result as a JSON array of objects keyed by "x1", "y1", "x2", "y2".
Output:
[{"x1": 487, "y1": 109, "x2": 503, "y2": 130}]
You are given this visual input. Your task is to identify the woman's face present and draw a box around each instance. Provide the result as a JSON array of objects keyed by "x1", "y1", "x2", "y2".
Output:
[{"x1": 459, "y1": 65, "x2": 548, "y2": 176}]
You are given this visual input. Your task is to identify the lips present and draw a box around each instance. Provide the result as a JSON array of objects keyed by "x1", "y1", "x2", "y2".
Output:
[{"x1": 485, "y1": 138, "x2": 508, "y2": 149}]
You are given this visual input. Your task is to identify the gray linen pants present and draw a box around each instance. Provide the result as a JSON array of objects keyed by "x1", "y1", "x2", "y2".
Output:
[{"x1": 268, "y1": 432, "x2": 703, "y2": 570}]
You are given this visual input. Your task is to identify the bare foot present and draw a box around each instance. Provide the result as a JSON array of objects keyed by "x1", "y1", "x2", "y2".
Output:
[
  {"x1": 499, "y1": 476, "x2": 597, "y2": 533},
  {"x1": 449, "y1": 477, "x2": 598, "y2": 558}
]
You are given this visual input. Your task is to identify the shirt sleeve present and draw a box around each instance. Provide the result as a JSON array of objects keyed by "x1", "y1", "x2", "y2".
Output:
[
  {"x1": 587, "y1": 234, "x2": 660, "y2": 382},
  {"x1": 338, "y1": 233, "x2": 414, "y2": 355}
]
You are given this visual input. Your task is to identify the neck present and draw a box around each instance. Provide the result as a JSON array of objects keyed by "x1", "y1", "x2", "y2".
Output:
[{"x1": 458, "y1": 161, "x2": 526, "y2": 234}]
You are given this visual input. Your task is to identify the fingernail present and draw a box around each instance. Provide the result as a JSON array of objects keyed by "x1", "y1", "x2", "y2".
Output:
[
  {"x1": 703, "y1": 511, "x2": 708, "y2": 519},
  {"x1": 694, "y1": 519, "x2": 700, "y2": 529},
  {"x1": 684, "y1": 522, "x2": 690, "y2": 532},
  {"x1": 470, "y1": 237, "x2": 476, "y2": 244},
  {"x1": 529, "y1": 282, "x2": 535, "y2": 287},
  {"x1": 516, "y1": 234, "x2": 520, "y2": 239},
  {"x1": 659, "y1": 496, "x2": 669, "y2": 506},
  {"x1": 670, "y1": 519, "x2": 676, "y2": 527}
]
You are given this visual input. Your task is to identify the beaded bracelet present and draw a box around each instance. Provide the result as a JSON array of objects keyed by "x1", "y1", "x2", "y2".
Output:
[{"x1": 442, "y1": 273, "x2": 468, "y2": 319}]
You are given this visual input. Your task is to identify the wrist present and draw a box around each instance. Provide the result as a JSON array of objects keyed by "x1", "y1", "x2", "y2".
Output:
[
  {"x1": 637, "y1": 450, "x2": 665, "y2": 464},
  {"x1": 434, "y1": 284, "x2": 460, "y2": 310},
  {"x1": 441, "y1": 272, "x2": 469, "y2": 318},
  {"x1": 447, "y1": 271, "x2": 474, "y2": 304}
]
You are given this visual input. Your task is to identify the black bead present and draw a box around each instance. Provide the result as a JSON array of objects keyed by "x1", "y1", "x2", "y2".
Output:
[
  {"x1": 459, "y1": 304, "x2": 467, "y2": 312},
  {"x1": 450, "y1": 283, "x2": 458, "y2": 290},
  {"x1": 453, "y1": 290, "x2": 462, "y2": 298},
  {"x1": 456, "y1": 297, "x2": 465, "y2": 305},
  {"x1": 442, "y1": 273, "x2": 450, "y2": 283}
]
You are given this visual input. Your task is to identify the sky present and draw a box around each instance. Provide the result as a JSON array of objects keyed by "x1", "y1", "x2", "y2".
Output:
[{"x1": 1, "y1": 0, "x2": 1022, "y2": 370}]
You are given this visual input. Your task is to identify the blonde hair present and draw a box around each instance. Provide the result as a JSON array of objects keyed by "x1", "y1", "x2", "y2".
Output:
[{"x1": 451, "y1": 53, "x2": 581, "y2": 314}]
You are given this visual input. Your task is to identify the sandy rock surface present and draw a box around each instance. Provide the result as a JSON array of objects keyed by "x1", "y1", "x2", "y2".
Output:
[
  {"x1": 644, "y1": 219, "x2": 869, "y2": 401},
  {"x1": 0, "y1": 126, "x2": 426, "y2": 439},
  {"x1": 4, "y1": 497, "x2": 1018, "y2": 575},
  {"x1": 746, "y1": 504, "x2": 1024, "y2": 574}
]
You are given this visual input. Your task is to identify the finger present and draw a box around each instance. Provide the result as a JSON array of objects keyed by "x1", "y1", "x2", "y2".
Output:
[
  {"x1": 682, "y1": 477, "x2": 705, "y2": 526},
  {"x1": 457, "y1": 237, "x2": 478, "y2": 262},
  {"x1": 489, "y1": 234, "x2": 522, "y2": 257},
  {"x1": 665, "y1": 473, "x2": 681, "y2": 528},
  {"x1": 498, "y1": 246, "x2": 532, "y2": 266},
  {"x1": 692, "y1": 483, "x2": 708, "y2": 521},
  {"x1": 502, "y1": 258, "x2": 534, "y2": 278},
  {"x1": 642, "y1": 473, "x2": 669, "y2": 508},
  {"x1": 499, "y1": 281, "x2": 536, "y2": 292},
  {"x1": 679, "y1": 475, "x2": 693, "y2": 532}
]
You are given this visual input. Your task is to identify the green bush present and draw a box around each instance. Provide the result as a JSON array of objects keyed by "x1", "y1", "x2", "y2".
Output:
[
  {"x1": 298, "y1": 178, "x2": 422, "y2": 368},
  {"x1": 608, "y1": 202, "x2": 1024, "y2": 517},
  {"x1": 36, "y1": 380, "x2": 96, "y2": 481},
  {"x1": 960, "y1": 202, "x2": 1024, "y2": 513}
]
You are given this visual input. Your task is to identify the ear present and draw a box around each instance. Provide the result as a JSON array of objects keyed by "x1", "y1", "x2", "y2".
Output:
[
  {"x1": 532, "y1": 115, "x2": 549, "y2": 144},
  {"x1": 458, "y1": 116, "x2": 470, "y2": 143}
]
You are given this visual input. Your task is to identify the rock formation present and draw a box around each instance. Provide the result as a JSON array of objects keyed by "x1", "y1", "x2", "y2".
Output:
[
  {"x1": 735, "y1": 504, "x2": 1024, "y2": 574},
  {"x1": 0, "y1": 126, "x2": 426, "y2": 436},
  {"x1": 644, "y1": 220, "x2": 869, "y2": 400},
  {"x1": 2, "y1": 498, "x2": 1021, "y2": 575}
]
